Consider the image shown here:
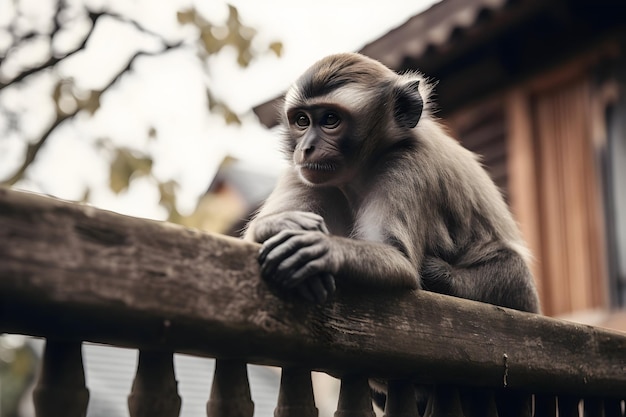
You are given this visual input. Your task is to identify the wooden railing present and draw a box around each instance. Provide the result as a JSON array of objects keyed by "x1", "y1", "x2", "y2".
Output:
[{"x1": 0, "y1": 187, "x2": 625, "y2": 417}]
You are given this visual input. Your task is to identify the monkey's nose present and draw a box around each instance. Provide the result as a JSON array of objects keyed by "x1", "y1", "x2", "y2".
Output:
[{"x1": 303, "y1": 145, "x2": 315, "y2": 157}]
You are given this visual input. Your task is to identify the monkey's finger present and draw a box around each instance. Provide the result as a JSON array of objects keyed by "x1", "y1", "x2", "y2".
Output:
[
  {"x1": 272, "y1": 244, "x2": 329, "y2": 285},
  {"x1": 282, "y1": 212, "x2": 325, "y2": 232},
  {"x1": 288, "y1": 257, "x2": 328, "y2": 288},
  {"x1": 259, "y1": 231, "x2": 304, "y2": 279},
  {"x1": 295, "y1": 283, "x2": 316, "y2": 303},
  {"x1": 320, "y1": 273, "x2": 336, "y2": 296},
  {"x1": 317, "y1": 221, "x2": 330, "y2": 234},
  {"x1": 259, "y1": 230, "x2": 297, "y2": 264},
  {"x1": 306, "y1": 277, "x2": 328, "y2": 304},
  {"x1": 262, "y1": 232, "x2": 327, "y2": 284}
]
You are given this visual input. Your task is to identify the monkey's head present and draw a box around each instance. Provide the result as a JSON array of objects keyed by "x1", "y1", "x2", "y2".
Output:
[{"x1": 281, "y1": 52, "x2": 428, "y2": 187}]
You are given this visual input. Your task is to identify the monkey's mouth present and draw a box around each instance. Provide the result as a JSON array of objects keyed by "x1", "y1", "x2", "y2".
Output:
[
  {"x1": 297, "y1": 161, "x2": 340, "y2": 185},
  {"x1": 301, "y1": 162, "x2": 337, "y2": 172}
]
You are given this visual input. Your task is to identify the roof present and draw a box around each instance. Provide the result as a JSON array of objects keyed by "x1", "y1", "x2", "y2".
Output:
[
  {"x1": 253, "y1": 0, "x2": 626, "y2": 127},
  {"x1": 359, "y1": 0, "x2": 511, "y2": 70},
  {"x1": 253, "y1": 0, "x2": 521, "y2": 128}
]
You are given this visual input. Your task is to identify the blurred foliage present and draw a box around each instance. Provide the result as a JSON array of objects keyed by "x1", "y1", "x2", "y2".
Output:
[
  {"x1": 52, "y1": 79, "x2": 102, "y2": 116},
  {"x1": 0, "y1": 336, "x2": 37, "y2": 417},
  {"x1": 0, "y1": 0, "x2": 282, "y2": 223},
  {"x1": 0, "y1": 2, "x2": 281, "y2": 411}
]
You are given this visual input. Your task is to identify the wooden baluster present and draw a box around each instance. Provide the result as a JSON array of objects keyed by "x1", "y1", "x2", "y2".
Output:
[
  {"x1": 206, "y1": 359, "x2": 254, "y2": 417},
  {"x1": 334, "y1": 375, "x2": 375, "y2": 417},
  {"x1": 460, "y1": 388, "x2": 498, "y2": 417},
  {"x1": 496, "y1": 390, "x2": 532, "y2": 417},
  {"x1": 533, "y1": 394, "x2": 557, "y2": 417},
  {"x1": 604, "y1": 399, "x2": 624, "y2": 417},
  {"x1": 384, "y1": 379, "x2": 419, "y2": 417},
  {"x1": 128, "y1": 350, "x2": 181, "y2": 417},
  {"x1": 423, "y1": 385, "x2": 464, "y2": 417},
  {"x1": 274, "y1": 367, "x2": 318, "y2": 417},
  {"x1": 583, "y1": 398, "x2": 604, "y2": 417},
  {"x1": 558, "y1": 396, "x2": 581, "y2": 417},
  {"x1": 33, "y1": 340, "x2": 89, "y2": 417}
]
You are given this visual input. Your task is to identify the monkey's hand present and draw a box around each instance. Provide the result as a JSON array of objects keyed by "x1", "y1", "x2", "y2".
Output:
[
  {"x1": 258, "y1": 229, "x2": 338, "y2": 303},
  {"x1": 250, "y1": 211, "x2": 330, "y2": 243}
]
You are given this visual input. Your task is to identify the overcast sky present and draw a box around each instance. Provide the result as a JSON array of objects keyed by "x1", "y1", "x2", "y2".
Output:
[{"x1": 2, "y1": 0, "x2": 438, "y2": 220}]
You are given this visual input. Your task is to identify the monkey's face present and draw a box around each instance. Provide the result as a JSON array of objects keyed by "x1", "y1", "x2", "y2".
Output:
[
  {"x1": 282, "y1": 53, "x2": 426, "y2": 187},
  {"x1": 287, "y1": 104, "x2": 356, "y2": 187}
]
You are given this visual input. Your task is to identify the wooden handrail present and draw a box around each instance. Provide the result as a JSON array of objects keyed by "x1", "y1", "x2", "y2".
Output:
[{"x1": 0, "y1": 187, "x2": 625, "y2": 400}]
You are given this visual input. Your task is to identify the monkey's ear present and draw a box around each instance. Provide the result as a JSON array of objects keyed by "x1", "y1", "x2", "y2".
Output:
[{"x1": 393, "y1": 80, "x2": 423, "y2": 129}]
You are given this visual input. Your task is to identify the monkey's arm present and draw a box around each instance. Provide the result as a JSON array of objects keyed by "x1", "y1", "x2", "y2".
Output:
[
  {"x1": 421, "y1": 247, "x2": 541, "y2": 313},
  {"x1": 246, "y1": 211, "x2": 329, "y2": 243},
  {"x1": 258, "y1": 188, "x2": 424, "y2": 294},
  {"x1": 259, "y1": 230, "x2": 420, "y2": 291}
]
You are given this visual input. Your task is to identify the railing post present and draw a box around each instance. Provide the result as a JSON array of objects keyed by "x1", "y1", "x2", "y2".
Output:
[
  {"x1": 496, "y1": 390, "x2": 532, "y2": 417},
  {"x1": 274, "y1": 367, "x2": 318, "y2": 417},
  {"x1": 558, "y1": 395, "x2": 581, "y2": 417},
  {"x1": 460, "y1": 388, "x2": 498, "y2": 417},
  {"x1": 384, "y1": 379, "x2": 419, "y2": 417},
  {"x1": 423, "y1": 385, "x2": 464, "y2": 417},
  {"x1": 533, "y1": 394, "x2": 557, "y2": 417},
  {"x1": 603, "y1": 399, "x2": 624, "y2": 417},
  {"x1": 583, "y1": 397, "x2": 604, "y2": 417},
  {"x1": 334, "y1": 375, "x2": 375, "y2": 417},
  {"x1": 33, "y1": 339, "x2": 89, "y2": 417},
  {"x1": 206, "y1": 359, "x2": 254, "y2": 417},
  {"x1": 128, "y1": 349, "x2": 181, "y2": 417}
]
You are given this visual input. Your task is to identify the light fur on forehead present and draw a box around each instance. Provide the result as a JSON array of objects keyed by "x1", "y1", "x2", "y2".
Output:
[
  {"x1": 284, "y1": 85, "x2": 304, "y2": 110},
  {"x1": 284, "y1": 53, "x2": 435, "y2": 117},
  {"x1": 286, "y1": 84, "x2": 374, "y2": 113}
]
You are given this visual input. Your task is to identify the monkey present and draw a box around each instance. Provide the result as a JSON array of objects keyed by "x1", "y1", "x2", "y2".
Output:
[{"x1": 244, "y1": 52, "x2": 540, "y2": 315}]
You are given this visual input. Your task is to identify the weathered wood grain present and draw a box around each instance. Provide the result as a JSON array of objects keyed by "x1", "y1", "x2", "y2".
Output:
[{"x1": 0, "y1": 187, "x2": 625, "y2": 397}]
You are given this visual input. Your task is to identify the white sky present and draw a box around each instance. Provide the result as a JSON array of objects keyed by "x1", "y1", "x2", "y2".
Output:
[{"x1": 1, "y1": 0, "x2": 438, "y2": 220}]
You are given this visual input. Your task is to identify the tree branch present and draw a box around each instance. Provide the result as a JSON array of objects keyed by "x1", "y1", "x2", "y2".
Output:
[
  {"x1": 1, "y1": 3, "x2": 188, "y2": 186},
  {"x1": 1, "y1": 7, "x2": 184, "y2": 91},
  {"x1": 1, "y1": 40, "x2": 184, "y2": 186},
  {"x1": 0, "y1": 11, "x2": 103, "y2": 91},
  {"x1": 3, "y1": 112, "x2": 74, "y2": 186}
]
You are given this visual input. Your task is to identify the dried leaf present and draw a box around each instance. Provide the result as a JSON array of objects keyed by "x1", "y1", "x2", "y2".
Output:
[
  {"x1": 177, "y1": 9, "x2": 196, "y2": 25},
  {"x1": 109, "y1": 148, "x2": 153, "y2": 194},
  {"x1": 268, "y1": 41, "x2": 283, "y2": 57},
  {"x1": 81, "y1": 90, "x2": 101, "y2": 115},
  {"x1": 223, "y1": 109, "x2": 241, "y2": 125},
  {"x1": 200, "y1": 27, "x2": 222, "y2": 55},
  {"x1": 158, "y1": 180, "x2": 182, "y2": 222},
  {"x1": 52, "y1": 79, "x2": 77, "y2": 116}
]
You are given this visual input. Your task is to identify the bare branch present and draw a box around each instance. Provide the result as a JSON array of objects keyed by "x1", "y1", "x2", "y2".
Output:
[
  {"x1": 0, "y1": 11, "x2": 104, "y2": 91},
  {"x1": 1, "y1": 40, "x2": 184, "y2": 186},
  {"x1": 1, "y1": 7, "x2": 183, "y2": 91},
  {"x1": 3, "y1": 112, "x2": 74, "y2": 186},
  {"x1": 1, "y1": 2, "x2": 188, "y2": 185}
]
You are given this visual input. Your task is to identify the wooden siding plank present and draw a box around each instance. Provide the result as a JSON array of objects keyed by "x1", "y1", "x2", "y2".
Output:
[{"x1": 532, "y1": 77, "x2": 606, "y2": 315}]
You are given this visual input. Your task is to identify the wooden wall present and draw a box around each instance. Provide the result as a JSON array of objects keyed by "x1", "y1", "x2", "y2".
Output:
[
  {"x1": 530, "y1": 77, "x2": 607, "y2": 316},
  {"x1": 448, "y1": 66, "x2": 610, "y2": 317}
]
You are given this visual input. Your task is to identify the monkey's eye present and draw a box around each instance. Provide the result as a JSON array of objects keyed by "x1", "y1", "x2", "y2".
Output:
[
  {"x1": 294, "y1": 113, "x2": 310, "y2": 128},
  {"x1": 321, "y1": 112, "x2": 340, "y2": 129}
]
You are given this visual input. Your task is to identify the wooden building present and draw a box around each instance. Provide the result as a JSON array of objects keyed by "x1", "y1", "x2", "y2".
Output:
[{"x1": 254, "y1": 0, "x2": 626, "y2": 319}]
